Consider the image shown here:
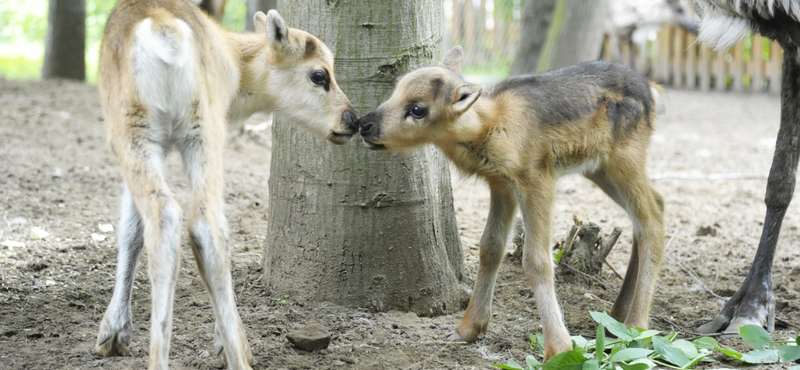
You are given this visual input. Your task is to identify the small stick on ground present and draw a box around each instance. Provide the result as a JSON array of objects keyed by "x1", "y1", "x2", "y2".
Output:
[
  {"x1": 559, "y1": 263, "x2": 615, "y2": 291},
  {"x1": 604, "y1": 260, "x2": 624, "y2": 280},
  {"x1": 675, "y1": 256, "x2": 726, "y2": 300}
]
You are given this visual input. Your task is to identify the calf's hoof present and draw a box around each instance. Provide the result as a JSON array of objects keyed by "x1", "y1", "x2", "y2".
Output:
[{"x1": 94, "y1": 326, "x2": 132, "y2": 357}]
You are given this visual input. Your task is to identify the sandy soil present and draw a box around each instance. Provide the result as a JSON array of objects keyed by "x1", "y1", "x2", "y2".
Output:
[{"x1": 0, "y1": 78, "x2": 798, "y2": 369}]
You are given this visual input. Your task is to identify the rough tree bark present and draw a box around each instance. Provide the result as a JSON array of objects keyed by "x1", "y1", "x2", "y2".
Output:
[
  {"x1": 42, "y1": 0, "x2": 85, "y2": 80},
  {"x1": 245, "y1": 0, "x2": 277, "y2": 32},
  {"x1": 510, "y1": 0, "x2": 609, "y2": 75},
  {"x1": 264, "y1": 0, "x2": 467, "y2": 316}
]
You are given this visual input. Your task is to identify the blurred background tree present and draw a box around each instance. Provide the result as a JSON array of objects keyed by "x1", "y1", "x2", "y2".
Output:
[
  {"x1": 42, "y1": 0, "x2": 86, "y2": 80},
  {"x1": 244, "y1": 0, "x2": 276, "y2": 31},
  {"x1": 510, "y1": 0, "x2": 609, "y2": 75},
  {"x1": 4, "y1": 1, "x2": 766, "y2": 94},
  {"x1": 0, "y1": 0, "x2": 246, "y2": 83}
]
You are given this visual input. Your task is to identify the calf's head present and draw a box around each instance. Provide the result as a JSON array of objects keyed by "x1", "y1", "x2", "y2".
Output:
[
  {"x1": 359, "y1": 46, "x2": 481, "y2": 150},
  {"x1": 252, "y1": 11, "x2": 358, "y2": 144}
]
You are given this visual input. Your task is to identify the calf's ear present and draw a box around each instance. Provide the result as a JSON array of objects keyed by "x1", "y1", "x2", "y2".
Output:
[
  {"x1": 441, "y1": 46, "x2": 464, "y2": 73},
  {"x1": 256, "y1": 10, "x2": 289, "y2": 49},
  {"x1": 451, "y1": 84, "x2": 481, "y2": 115}
]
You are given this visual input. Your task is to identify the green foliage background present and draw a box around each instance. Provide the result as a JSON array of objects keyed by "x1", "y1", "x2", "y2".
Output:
[{"x1": 0, "y1": 0, "x2": 247, "y2": 83}]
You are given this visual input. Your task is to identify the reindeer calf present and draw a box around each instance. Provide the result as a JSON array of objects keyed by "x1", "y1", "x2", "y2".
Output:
[
  {"x1": 95, "y1": 1, "x2": 357, "y2": 369},
  {"x1": 359, "y1": 47, "x2": 666, "y2": 360}
]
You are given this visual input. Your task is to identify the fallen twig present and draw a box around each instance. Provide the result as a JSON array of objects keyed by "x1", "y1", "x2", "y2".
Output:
[
  {"x1": 560, "y1": 263, "x2": 615, "y2": 291},
  {"x1": 777, "y1": 317, "x2": 800, "y2": 330},
  {"x1": 603, "y1": 260, "x2": 624, "y2": 280},
  {"x1": 675, "y1": 254, "x2": 726, "y2": 300},
  {"x1": 651, "y1": 314, "x2": 688, "y2": 334}
]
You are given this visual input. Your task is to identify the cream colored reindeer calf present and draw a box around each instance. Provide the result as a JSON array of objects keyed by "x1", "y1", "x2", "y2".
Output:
[{"x1": 94, "y1": 1, "x2": 357, "y2": 369}]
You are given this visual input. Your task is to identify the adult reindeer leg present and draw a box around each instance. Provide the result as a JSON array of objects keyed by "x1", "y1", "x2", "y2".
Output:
[{"x1": 699, "y1": 44, "x2": 800, "y2": 334}]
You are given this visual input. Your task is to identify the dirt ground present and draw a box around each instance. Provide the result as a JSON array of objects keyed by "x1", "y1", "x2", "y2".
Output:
[{"x1": 0, "y1": 78, "x2": 798, "y2": 370}]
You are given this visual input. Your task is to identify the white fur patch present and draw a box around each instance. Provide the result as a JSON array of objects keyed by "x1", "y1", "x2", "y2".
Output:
[
  {"x1": 696, "y1": 11, "x2": 751, "y2": 50},
  {"x1": 104, "y1": 188, "x2": 143, "y2": 330},
  {"x1": 559, "y1": 156, "x2": 603, "y2": 177},
  {"x1": 650, "y1": 86, "x2": 667, "y2": 116},
  {"x1": 133, "y1": 17, "x2": 196, "y2": 122},
  {"x1": 694, "y1": 0, "x2": 800, "y2": 50}
]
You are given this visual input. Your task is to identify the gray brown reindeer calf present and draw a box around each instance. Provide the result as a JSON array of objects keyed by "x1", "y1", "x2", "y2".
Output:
[{"x1": 359, "y1": 47, "x2": 666, "y2": 360}]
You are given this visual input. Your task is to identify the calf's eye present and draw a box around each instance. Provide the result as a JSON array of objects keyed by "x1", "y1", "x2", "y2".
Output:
[
  {"x1": 311, "y1": 71, "x2": 326, "y2": 85},
  {"x1": 410, "y1": 105, "x2": 427, "y2": 119}
]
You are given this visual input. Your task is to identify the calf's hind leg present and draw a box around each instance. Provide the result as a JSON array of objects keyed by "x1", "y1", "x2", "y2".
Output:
[
  {"x1": 180, "y1": 115, "x2": 254, "y2": 368},
  {"x1": 95, "y1": 186, "x2": 145, "y2": 357},
  {"x1": 587, "y1": 160, "x2": 665, "y2": 328},
  {"x1": 106, "y1": 131, "x2": 183, "y2": 370}
]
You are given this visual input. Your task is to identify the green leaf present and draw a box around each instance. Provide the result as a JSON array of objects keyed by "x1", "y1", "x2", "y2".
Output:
[
  {"x1": 581, "y1": 359, "x2": 599, "y2": 370},
  {"x1": 778, "y1": 345, "x2": 800, "y2": 363},
  {"x1": 740, "y1": 348, "x2": 780, "y2": 364},
  {"x1": 652, "y1": 336, "x2": 690, "y2": 368},
  {"x1": 542, "y1": 350, "x2": 588, "y2": 370},
  {"x1": 618, "y1": 363, "x2": 651, "y2": 370},
  {"x1": 684, "y1": 353, "x2": 709, "y2": 369},
  {"x1": 554, "y1": 249, "x2": 565, "y2": 264},
  {"x1": 738, "y1": 325, "x2": 773, "y2": 349},
  {"x1": 628, "y1": 358, "x2": 657, "y2": 368},
  {"x1": 491, "y1": 365, "x2": 523, "y2": 370},
  {"x1": 492, "y1": 359, "x2": 525, "y2": 370},
  {"x1": 596, "y1": 322, "x2": 605, "y2": 354},
  {"x1": 589, "y1": 312, "x2": 633, "y2": 340},
  {"x1": 672, "y1": 339, "x2": 699, "y2": 359},
  {"x1": 609, "y1": 348, "x2": 653, "y2": 362},
  {"x1": 716, "y1": 347, "x2": 743, "y2": 361},
  {"x1": 609, "y1": 344, "x2": 621, "y2": 360},
  {"x1": 633, "y1": 330, "x2": 661, "y2": 340},
  {"x1": 572, "y1": 336, "x2": 588, "y2": 352},
  {"x1": 532, "y1": 332, "x2": 546, "y2": 352},
  {"x1": 692, "y1": 337, "x2": 719, "y2": 349},
  {"x1": 796, "y1": 335, "x2": 800, "y2": 346},
  {"x1": 526, "y1": 355, "x2": 541, "y2": 368}
]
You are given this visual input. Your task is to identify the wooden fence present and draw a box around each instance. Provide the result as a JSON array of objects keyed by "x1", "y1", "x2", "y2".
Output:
[{"x1": 604, "y1": 27, "x2": 784, "y2": 94}]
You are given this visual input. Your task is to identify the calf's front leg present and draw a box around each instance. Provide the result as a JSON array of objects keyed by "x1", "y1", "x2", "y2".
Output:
[{"x1": 448, "y1": 182, "x2": 517, "y2": 342}]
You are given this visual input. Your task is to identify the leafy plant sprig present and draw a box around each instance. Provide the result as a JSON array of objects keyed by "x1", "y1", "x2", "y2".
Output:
[{"x1": 491, "y1": 311, "x2": 800, "y2": 370}]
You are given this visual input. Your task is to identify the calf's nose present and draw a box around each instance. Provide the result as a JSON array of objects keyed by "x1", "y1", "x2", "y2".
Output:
[
  {"x1": 360, "y1": 122, "x2": 374, "y2": 136},
  {"x1": 358, "y1": 111, "x2": 382, "y2": 137},
  {"x1": 342, "y1": 110, "x2": 359, "y2": 132}
]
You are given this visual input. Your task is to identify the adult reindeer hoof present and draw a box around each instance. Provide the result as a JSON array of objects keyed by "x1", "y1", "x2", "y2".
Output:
[
  {"x1": 94, "y1": 321, "x2": 132, "y2": 357},
  {"x1": 697, "y1": 284, "x2": 775, "y2": 334}
]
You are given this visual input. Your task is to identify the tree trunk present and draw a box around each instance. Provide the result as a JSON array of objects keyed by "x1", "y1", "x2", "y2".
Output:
[
  {"x1": 245, "y1": 0, "x2": 277, "y2": 32},
  {"x1": 264, "y1": 0, "x2": 467, "y2": 316},
  {"x1": 510, "y1": 0, "x2": 609, "y2": 75},
  {"x1": 198, "y1": 0, "x2": 226, "y2": 20},
  {"x1": 42, "y1": 0, "x2": 85, "y2": 80}
]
